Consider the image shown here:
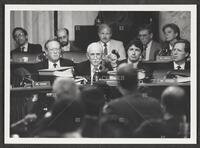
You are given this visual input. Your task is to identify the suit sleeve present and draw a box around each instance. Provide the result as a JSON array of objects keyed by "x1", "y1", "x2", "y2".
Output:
[
  {"x1": 117, "y1": 42, "x2": 126, "y2": 60},
  {"x1": 36, "y1": 44, "x2": 43, "y2": 53}
]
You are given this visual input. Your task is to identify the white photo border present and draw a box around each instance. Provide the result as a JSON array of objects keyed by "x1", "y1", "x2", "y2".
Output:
[{"x1": 4, "y1": 4, "x2": 197, "y2": 144}]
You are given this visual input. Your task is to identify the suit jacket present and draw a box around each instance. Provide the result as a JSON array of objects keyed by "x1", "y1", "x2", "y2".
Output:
[
  {"x1": 160, "y1": 61, "x2": 190, "y2": 71},
  {"x1": 34, "y1": 58, "x2": 74, "y2": 70},
  {"x1": 74, "y1": 60, "x2": 113, "y2": 82},
  {"x1": 98, "y1": 39, "x2": 126, "y2": 60},
  {"x1": 11, "y1": 43, "x2": 42, "y2": 55},
  {"x1": 148, "y1": 41, "x2": 162, "y2": 60},
  {"x1": 105, "y1": 92, "x2": 163, "y2": 130}
]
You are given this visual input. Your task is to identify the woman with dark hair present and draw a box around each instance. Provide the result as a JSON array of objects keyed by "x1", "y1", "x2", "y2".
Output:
[{"x1": 158, "y1": 23, "x2": 181, "y2": 56}]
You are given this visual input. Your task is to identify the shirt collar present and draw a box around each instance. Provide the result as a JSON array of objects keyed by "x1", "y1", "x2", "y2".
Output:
[
  {"x1": 173, "y1": 61, "x2": 185, "y2": 70},
  {"x1": 48, "y1": 60, "x2": 61, "y2": 69},
  {"x1": 20, "y1": 42, "x2": 28, "y2": 52},
  {"x1": 146, "y1": 40, "x2": 153, "y2": 49},
  {"x1": 100, "y1": 40, "x2": 110, "y2": 47}
]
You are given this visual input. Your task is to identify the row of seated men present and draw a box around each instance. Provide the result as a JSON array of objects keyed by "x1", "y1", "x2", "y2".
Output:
[
  {"x1": 11, "y1": 64, "x2": 189, "y2": 138},
  {"x1": 11, "y1": 23, "x2": 190, "y2": 86},
  {"x1": 12, "y1": 22, "x2": 190, "y2": 61}
]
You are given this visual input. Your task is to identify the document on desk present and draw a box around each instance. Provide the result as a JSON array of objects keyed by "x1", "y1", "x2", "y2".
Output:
[
  {"x1": 176, "y1": 76, "x2": 190, "y2": 83},
  {"x1": 38, "y1": 67, "x2": 73, "y2": 77}
]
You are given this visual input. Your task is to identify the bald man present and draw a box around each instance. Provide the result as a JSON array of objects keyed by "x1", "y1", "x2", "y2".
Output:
[
  {"x1": 74, "y1": 42, "x2": 112, "y2": 83},
  {"x1": 56, "y1": 28, "x2": 81, "y2": 52}
]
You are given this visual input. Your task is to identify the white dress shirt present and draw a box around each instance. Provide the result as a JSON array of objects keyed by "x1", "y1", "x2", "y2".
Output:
[
  {"x1": 173, "y1": 62, "x2": 185, "y2": 70},
  {"x1": 48, "y1": 60, "x2": 61, "y2": 69},
  {"x1": 145, "y1": 40, "x2": 152, "y2": 60}
]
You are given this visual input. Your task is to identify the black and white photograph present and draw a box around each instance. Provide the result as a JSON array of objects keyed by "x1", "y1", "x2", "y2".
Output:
[{"x1": 4, "y1": 4, "x2": 197, "y2": 144}]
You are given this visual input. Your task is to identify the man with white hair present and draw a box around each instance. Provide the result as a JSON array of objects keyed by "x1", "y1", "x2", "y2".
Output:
[{"x1": 74, "y1": 42, "x2": 112, "y2": 83}]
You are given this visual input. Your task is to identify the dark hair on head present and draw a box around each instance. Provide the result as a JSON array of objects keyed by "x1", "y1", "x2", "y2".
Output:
[
  {"x1": 162, "y1": 23, "x2": 180, "y2": 40},
  {"x1": 80, "y1": 86, "x2": 105, "y2": 116},
  {"x1": 99, "y1": 114, "x2": 132, "y2": 138},
  {"x1": 44, "y1": 39, "x2": 61, "y2": 50},
  {"x1": 117, "y1": 64, "x2": 138, "y2": 91},
  {"x1": 174, "y1": 39, "x2": 190, "y2": 54},
  {"x1": 98, "y1": 23, "x2": 112, "y2": 34},
  {"x1": 12, "y1": 27, "x2": 28, "y2": 39},
  {"x1": 126, "y1": 39, "x2": 143, "y2": 53},
  {"x1": 138, "y1": 24, "x2": 153, "y2": 34}
]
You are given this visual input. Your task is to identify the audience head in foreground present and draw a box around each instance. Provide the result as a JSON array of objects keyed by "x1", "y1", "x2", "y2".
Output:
[
  {"x1": 161, "y1": 86, "x2": 186, "y2": 116},
  {"x1": 37, "y1": 97, "x2": 85, "y2": 137},
  {"x1": 117, "y1": 63, "x2": 138, "y2": 95},
  {"x1": 133, "y1": 86, "x2": 188, "y2": 138},
  {"x1": 52, "y1": 77, "x2": 80, "y2": 100}
]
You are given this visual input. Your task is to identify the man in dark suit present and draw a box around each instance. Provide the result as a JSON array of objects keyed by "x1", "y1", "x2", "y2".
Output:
[
  {"x1": 74, "y1": 42, "x2": 112, "y2": 84},
  {"x1": 97, "y1": 24, "x2": 126, "y2": 60},
  {"x1": 169, "y1": 39, "x2": 190, "y2": 70},
  {"x1": 138, "y1": 24, "x2": 161, "y2": 61},
  {"x1": 11, "y1": 27, "x2": 42, "y2": 55},
  {"x1": 104, "y1": 64, "x2": 163, "y2": 131},
  {"x1": 158, "y1": 39, "x2": 190, "y2": 72},
  {"x1": 56, "y1": 28, "x2": 81, "y2": 52},
  {"x1": 35, "y1": 39, "x2": 74, "y2": 70}
]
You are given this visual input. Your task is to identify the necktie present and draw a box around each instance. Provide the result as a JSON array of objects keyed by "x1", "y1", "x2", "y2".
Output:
[
  {"x1": 53, "y1": 63, "x2": 57, "y2": 68},
  {"x1": 20, "y1": 46, "x2": 25, "y2": 52},
  {"x1": 91, "y1": 67, "x2": 98, "y2": 85},
  {"x1": 177, "y1": 65, "x2": 181, "y2": 70},
  {"x1": 142, "y1": 45, "x2": 147, "y2": 60},
  {"x1": 103, "y1": 43, "x2": 108, "y2": 55}
]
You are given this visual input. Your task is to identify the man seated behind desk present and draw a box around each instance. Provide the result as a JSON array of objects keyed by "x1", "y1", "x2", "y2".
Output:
[
  {"x1": 34, "y1": 39, "x2": 74, "y2": 70},
  {"x1": 56, "y1": 28, "x2": 81, "y2": 52},
  {"x1": 11, "y1": 27, "x2": 42, "y2": 55},
  {"x1": 74, "y1": 42, "x2": 112, "y2": 84},
  {"x1": 118, "y1": 39, "x2": 152, "y2": 79},
  {"x1": 97, "y1": 24, "x2": 126, "y2": 60},
  {"x1": 138, "y1": 24, "x2": 161, "y2": 61},
  {"x1": 161, "y1": 39, "x2": 190, "y2": 71}
]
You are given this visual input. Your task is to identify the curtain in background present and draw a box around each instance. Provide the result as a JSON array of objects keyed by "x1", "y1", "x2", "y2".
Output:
[
  {"x1": 10, "y1": 11, "x2": 54, "y2": 51},
  {"x1": 58, "y1": 11, "x2": 98, "y2": 41}
]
